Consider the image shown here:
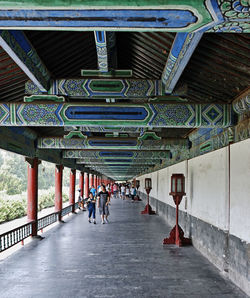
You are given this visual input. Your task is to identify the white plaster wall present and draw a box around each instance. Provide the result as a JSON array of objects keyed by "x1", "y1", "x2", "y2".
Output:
[
  {"x1": 137, "y1": 139, "x2": 250, "y2": 242},
  {"x1": 187, "y1": 148, "x2": 229, "y2": 230},
  {"x1": 230, "y1": 139, "x2": 250, "y2": 242}
]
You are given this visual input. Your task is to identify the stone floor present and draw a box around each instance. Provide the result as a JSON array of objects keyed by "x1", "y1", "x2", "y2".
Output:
[{"x1": 0, "y1": 198, "x2": 248, "y2": 298}]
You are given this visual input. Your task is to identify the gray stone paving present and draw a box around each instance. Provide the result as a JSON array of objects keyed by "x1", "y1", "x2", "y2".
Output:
[{"x1": 0, "y1": 198, "x2": 248, "y2": 298}]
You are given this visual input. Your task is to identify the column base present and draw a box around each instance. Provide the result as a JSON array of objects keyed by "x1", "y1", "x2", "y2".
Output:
[
  {"x1": 163, "y1": 225, "x2": 192, "y2": 247},
  {"x1": 141, "y1": 204, "x2": 156, "y2": 215}
]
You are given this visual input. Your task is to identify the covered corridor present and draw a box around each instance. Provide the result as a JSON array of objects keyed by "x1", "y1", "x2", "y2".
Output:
[{"x1": 0, "y1": 198, "x2": 246, "y2": 298}]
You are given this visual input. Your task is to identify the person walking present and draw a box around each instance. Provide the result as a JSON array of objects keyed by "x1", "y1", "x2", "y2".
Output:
[
  {"x1": 97, "y1": 185, "x2": 110, "y2": 224},
  {"x1": 87, "y1": 192, "x2": 96, "y2": 224},
  {"x1": 113, "y1": 183, "x2": 118, "y2": 199},
  {"x1": 125, "y1": 185, "x2": 130, "y2": 199},
  {"x1": 121, "y1": 184, "x2": 125, "y2": 200},
  {"x1": 90, "y1": 185, "x2": 97, "y2": 197},
  {"x1": 130, "y1": 185, "x2": 136, "y2": 201}
]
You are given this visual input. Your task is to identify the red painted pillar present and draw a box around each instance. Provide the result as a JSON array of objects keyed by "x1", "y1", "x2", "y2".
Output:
[
  {"x1": 55, "y1": 165, "x2": 63, "y2": 221},
  {"x1": 84, "y1": 173, "x2": 89, "y2": 198},
  {"x1": 89, "y1": 174, "x2": 93, "y2": 188},
  {"x1": 69, "y1": 169, "x2": 76, "y2": 213},
  {"x1": 27, "y1": 157, "x2": 39, "y2": 237},
  {"x1": 94, "y1": 175, "x2": 97, "y2": 189},
  {"x1": 79, "y1": 171, "x2": 84, "y2": 198}
]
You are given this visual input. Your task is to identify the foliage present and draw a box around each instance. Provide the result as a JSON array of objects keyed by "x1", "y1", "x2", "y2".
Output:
[
  {"x1": 0, "y1": 198, "x2": 26, "y2": 223},
  {"x1": 0, "y1": 150, "x2": 70, "y2": 195},
  {"x1": 38, "y1": 192, "x2": 68, "y2": 211},
  {"x1": 0, "y1": 149, "x2": 71, "y2": 224},
  {"x1": 0, "y1": 173, "x2": 25, "y2": 195},
  {"x1": 0, "y1": 193, "x2": 69, "y2": 224}
]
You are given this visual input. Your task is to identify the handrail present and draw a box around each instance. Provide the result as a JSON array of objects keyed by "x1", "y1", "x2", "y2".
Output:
[
  {"x1": 0, "y1": 202, "x2": 78, "y2": 252},
  {"x1": 37, "y1": 212, "x2": 59, "y2": 231},
  {"x1": 0, "y1": 203, "x2": 78, "y2": 253},
  {"x1": 0, "y1": 221, "x2": 34, "y2": 252},
  {"x1": 61, "y1": 204, "x2": 73, "y2": 217}
]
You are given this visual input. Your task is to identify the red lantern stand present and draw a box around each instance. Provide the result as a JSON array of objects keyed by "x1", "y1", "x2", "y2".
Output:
[
  {"x1": 163, "y1": 174, "x2": 191, "y2": 246},
  {"x1": 134, "y1": 180, "x2": 142, "y2": 201},
  {"x1": 141, "y1": 178, "x2": 156, "y2": 215}
]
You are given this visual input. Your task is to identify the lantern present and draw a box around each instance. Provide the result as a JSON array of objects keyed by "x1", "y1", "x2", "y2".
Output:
[
  {"x1": 145, "y1": 178, "x2": 152, "y2": 191},
  {"x1": 163, "y1": 173, "x2": 191, "y2": 247},
  {"x1": 141, "y1": 178, "x2": 155, "y2": 215},
  {"x1": 170, "y1": 174, "x2": 185, "y2": 197}
]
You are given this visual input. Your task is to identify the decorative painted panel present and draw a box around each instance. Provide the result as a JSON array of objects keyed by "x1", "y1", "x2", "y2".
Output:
[
  {"x1": 232, "y1": 91, "x2": 250, "y2": 114},
  {"x1": 0, "y1": 103, "x2": 233, "y2": 128},
  {"x1": 94, "y1": 31, "x2": 117, "y2": 72},
  {"x1": 63, "y1": 150, "x2": 171, "y2": 160},
  {"x1": 208, "y1": 0, "x2": 250, "y2": 32},
  {"x1": 37, "y1": 137, "x2": 189, "y2": 150},
  {"x1": 26, "y1": 79, "x2": 163, "y2": 98},
  {"x1": 76, "y1": 159, "x2": 159, "y2": 165}
]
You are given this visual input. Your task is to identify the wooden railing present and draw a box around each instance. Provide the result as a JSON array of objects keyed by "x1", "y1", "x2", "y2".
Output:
[
  {"x1": 0, "y1": 202, "x2": 79, "y2": 253},
  {"x1": 0, "y1": 221, "x2": 34, "y2": 252}
]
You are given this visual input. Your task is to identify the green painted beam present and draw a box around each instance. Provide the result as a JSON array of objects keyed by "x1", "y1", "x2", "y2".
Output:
[
  {"x1": 81, "y1": 69, "x2": 132, "y2": 78},
  {"x1": 37, "y1": 137, "x2": 189, "y2": 150},
  {"x1": 26, "y1": 79, "x2": 164, "y2": 98},
  {"x1": 63, "y1": 150, "x2": 171, "y2": 159},
  {"x1": 0, "y1": 103, "x2": 233, "y2": 128},
  {"x1": 0, "y1": 1, "x2": 218, "y2": 33},
  {"x1": 76, "y1": 159, "x2": 159, "y2": 165},
  {"x1": 0, "y1": 1, "x2": 249, "y2": 32}
]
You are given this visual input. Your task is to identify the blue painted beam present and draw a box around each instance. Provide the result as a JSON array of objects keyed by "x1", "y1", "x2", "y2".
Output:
[
  {"x1": 0, "y1": 103, "x2": 234, "y2": 128},
  {"x1": 0, "y1": 30, "x2": 51, "y2": 92},
  {"x1": 161, "y1": 32, "x2": 203, "y2": 94},
  {"x1": 94, "y1": 31, "x2": 117, "y2": 72}
]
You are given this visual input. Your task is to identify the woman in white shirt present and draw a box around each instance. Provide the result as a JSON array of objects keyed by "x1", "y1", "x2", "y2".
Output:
[
  {"x1": 125, "y1": 186, "x2": 130, "y2": 199},
  {"x1": 121, "y1": 184, "x2": 125, "y2": 200}
]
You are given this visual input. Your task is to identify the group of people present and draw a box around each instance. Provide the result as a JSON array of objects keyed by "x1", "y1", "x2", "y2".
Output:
[
  {"x1": 78, "y1": 182, "x2": 137, "y2": 224},
  {"x1": 78, "y1": 184, "x2": 110, "y2": 225}
]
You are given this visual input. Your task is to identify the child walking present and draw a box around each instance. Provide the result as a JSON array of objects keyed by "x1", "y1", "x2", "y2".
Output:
[{"x1": 87, "y1": 192, "x2": 96, "y2": 224}]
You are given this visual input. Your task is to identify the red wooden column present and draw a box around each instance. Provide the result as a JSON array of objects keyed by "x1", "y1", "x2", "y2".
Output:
[
  {"x1": 55, "y1": 165, "x2": 63, "y2": 221},
  {"x1": 69, "y1": 169, "x2": 76, "y2": 213},
  {"x1": 84, "y1": 173, "x2": 89, "y2": 198},
  {"x1": 79, "y1": 171, "x2": 84, "y2": 198},
  {"x1": 26, "y1": 157, "x2": 39, "y2": 237},
  {"x1": 89, "y1": 173, "x2": 94, "y2": 188},
  {"x1": 94, "y1": 175, "x2": 97, "y2": 189}
]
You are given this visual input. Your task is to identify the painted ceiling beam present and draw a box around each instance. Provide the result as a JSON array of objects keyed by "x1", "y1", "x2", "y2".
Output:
[
  {"x1": 37, "y1": 137, "x2": 189, "y2": 151},
  {"x1": 232, "y1": 88, "x2": 250, "y2": 115},
  {"x1": 76, "y1": 159, "x2": 159, "y2": 165},
  {"x1": 64, "y1": 126, "x2": 151, "y2": 134},
  {"x1": 0, "y1": 30, "x2": 51, "y2": 92},
  {"x1": 161, "y1": 32, "x2": 203, "y2": 94},
  {"x1": 63, "y1": 150, "x2": 171, "y2": 160},
  {"x1": 0, "y1": 103, "x2": 233, "y2": 128},
  {"x1": 94, "y1": 31, "x2": 117, "y2": 72},
  {"x1": 26, "y1": 79, "x2": 163, "y2": 98},
  {"x1": 86, "y1": 166, "x2": 150, "y2": 171},
  {"x1": 1, "y1": 1, "x2": 248, "y2": 33}
]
